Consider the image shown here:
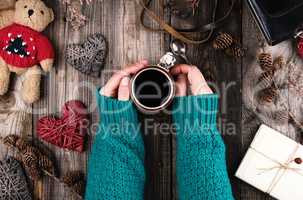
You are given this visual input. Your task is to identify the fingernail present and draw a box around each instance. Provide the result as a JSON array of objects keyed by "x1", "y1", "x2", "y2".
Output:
[{"x1": 121, "y1": 77, "x2": 130, "y2": 86}]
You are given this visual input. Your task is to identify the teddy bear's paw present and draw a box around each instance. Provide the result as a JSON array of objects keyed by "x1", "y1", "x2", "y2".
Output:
[
  {"x1": 22, "y1": 90, "x2": 40, "y2": 104},
  {"x1": 21, "y1": 71, "x2": 41, "y2": 104},
  {"x1": 21, "y1": 83, "x2": 40, "y2": 104}
]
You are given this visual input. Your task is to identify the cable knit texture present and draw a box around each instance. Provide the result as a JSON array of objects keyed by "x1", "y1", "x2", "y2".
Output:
[
  {"x1": 173, "y1": 94, "x2": 234, "y2": 200},
  {"x1": 85, "y1": 91, "x2": 234, "y2": 200},
  {"x1": 85, "y1": 91, "x2": 145, "y2": 200}
]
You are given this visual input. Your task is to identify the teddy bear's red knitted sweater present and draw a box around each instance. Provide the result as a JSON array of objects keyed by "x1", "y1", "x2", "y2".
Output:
[{"x1": 0, "y1": 23, "x2": 54, "y2": 68}]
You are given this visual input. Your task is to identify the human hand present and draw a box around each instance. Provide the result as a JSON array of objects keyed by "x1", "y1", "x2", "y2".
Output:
[
  {"x1": 100, "y1": 60, "x2": 148, "y2": 101},
  {"x1": 170, "y1": 64, "x2": 213, "y2": 96}
]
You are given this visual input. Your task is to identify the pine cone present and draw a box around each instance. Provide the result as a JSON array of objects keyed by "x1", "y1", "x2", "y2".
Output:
[
  {"x1": 258, "y1": 86, "x2": 278, "y2": 104},
  {"x1": 62, "y1": 171, "x2": 84, "y2": 187},
  {"x1": 22, "y1": 146, "x2": 39, "y2": 167},
  {"x1": 16, "y1": 138, "x2": 30, "y2": 152},
  {"x1": 258, "y1": 53, "x2": 273, "y2": 71},
  {"x1": 213, "y1": 33, "x2": 233, "y2": 50},
  {"x1": 24, "y1": 164, "x2": 41, "y2": 180},
  {"x1": 3, "y1": 135, "x2": 19, "y2": 147},
  {"x1": 273, "y1": 56, "x2": 284, "y2": 70},
  {"x1": 258, "y1": 71, "x2": 274, "y2": 88},
  {"x1": 225, "y1": 45, "x2": 244, "y2": 58},
  {"x1": 72, "y1": 181, "x2": 86, "y2": 196}
]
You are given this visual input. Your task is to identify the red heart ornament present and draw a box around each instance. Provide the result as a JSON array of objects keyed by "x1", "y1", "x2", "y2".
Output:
[{"x1": 37, "y1": 100, "x2": 87, "y2": 152}]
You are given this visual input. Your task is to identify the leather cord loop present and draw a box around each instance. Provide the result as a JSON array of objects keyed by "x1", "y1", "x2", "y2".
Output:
[{"x1": 138, "y1": 0, "x2": 236, "y2": 44}]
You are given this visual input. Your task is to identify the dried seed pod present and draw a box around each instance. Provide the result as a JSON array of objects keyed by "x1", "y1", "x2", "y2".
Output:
[
  {"x1": 258, "y1": 86, "x2": 278, "y2": 104},
  {"x1": 3, "y1": 135, "x2": 19, "y2": 147},
  {"x1": 273, "y1": 56, "x2": 284, "y2": 70},
  {"x1": 258, "y1": 53, "x2": 273, "y2": 71},
  {"x1": 16, "y1": 138, "x2": 30, "y2": 152},
  {"x1": 39, "y1": 155, "x2": 55, "y2": 174},
  {"x1": 225, "y1": 45, "x2": 244, "y2": 58},
  {"x1": 213, "y1": 32, "x2": 233, "y2": 50},
  {"x1": 258, "y1": 71, "x2": 274, "y2": 88},
  {"x1": 62, "y1": 171, "x2": 84, "y2": 186},
  {"x1": 72, "y1": 181, "x2": 86, "y2": 196}
]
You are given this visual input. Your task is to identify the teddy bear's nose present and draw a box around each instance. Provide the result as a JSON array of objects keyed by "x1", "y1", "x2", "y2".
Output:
[{"x1": 28, "y1": 9, "x2": 34, "y2": 17}]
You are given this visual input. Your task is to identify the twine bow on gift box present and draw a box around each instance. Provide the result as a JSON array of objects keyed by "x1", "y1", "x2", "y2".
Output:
[{"x1": 251, "y1": 143, "x2": 303, "y2": 194}]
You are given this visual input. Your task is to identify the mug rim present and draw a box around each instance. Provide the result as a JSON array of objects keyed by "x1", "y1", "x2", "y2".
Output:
[{"x1": 130, "y1": 66, "x2": 175, "y2": 112}]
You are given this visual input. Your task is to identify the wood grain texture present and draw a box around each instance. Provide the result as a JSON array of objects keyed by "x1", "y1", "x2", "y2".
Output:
[{"x1": 1, "y1": 0, "x2": 301, "y2": 199}]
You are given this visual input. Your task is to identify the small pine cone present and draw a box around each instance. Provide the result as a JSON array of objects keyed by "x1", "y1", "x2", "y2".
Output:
[
  {"x1": 273, "y1": 56, "x2": 284, "y2": 70},
  {"x1": 39, "y1": 155, "x2": 55, "y2": 174},
  {"x1": 258, "y1": 53, "x2": 273, "y2": 71},
  {"x1": 213, "y1": 33, "x2": 233, "y2": 50},
  {"x1": 258, "y1": 71, "x2": 274, "y2": 88},
  {"x1": 62, "y1": 171, "x2": 84, "y2": 187},
  {"x1": 258, "y1": 86, "x2": 278, "y2": 104},
  {"x1": 3, "y1": 135, "x2": 19, "y2": 147},
  {"x1": 72, "y1": 181, "x2": 86, "y2": 196},
  {"x1": 15, "y1": 138, "x2": 30, "y2": 152},
  {"x1": 225, "y1": 45, "x2": 244, "y2": 58},
  {"x1": 22, "y1": 146, "x2": 39, "y2": 167}
]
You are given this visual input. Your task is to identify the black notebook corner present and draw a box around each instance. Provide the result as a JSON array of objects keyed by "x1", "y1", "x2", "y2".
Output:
[{"x1": 247, "y1": 0, "x2": 303, "y2": 45}]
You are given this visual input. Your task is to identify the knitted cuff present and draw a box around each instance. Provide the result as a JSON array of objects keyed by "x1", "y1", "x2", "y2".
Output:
[
  {"x1": 96, "y1": 89, "x2": 139, "y2": 126},
  {"x1": 95, "y1": 90, "x2": 144, "y2": 158},
  {"x1": 172, "y1": 94, "x2": 219, "y2": 132}
]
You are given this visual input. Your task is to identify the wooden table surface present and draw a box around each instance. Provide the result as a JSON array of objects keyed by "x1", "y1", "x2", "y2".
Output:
[{"x1": 1, "y1": 0, "x2": 300, "y2": 199}]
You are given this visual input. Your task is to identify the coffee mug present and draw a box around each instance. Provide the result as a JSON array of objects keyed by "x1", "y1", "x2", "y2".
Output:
[{"x1": 130, "y1": 52, "x2": 177, "y2": 113}]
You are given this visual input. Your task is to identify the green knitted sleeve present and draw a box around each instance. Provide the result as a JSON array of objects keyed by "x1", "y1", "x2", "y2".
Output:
[
  {"x1": 85, "y1": 91, "x2": 145, "y2": 200},
  {"x1": 173, "y1": 94, "x2": 234, "y2": 200}
]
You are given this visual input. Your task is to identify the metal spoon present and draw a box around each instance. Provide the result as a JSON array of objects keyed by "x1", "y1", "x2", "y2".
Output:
[{"x1": 170, "y1": 39, "x2": 192, "y2": 65}]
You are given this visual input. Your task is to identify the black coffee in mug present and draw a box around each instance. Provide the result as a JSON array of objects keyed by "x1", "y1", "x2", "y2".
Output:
[{"x1": 131, "y1": 67, "x2": 175, "y2": 112}]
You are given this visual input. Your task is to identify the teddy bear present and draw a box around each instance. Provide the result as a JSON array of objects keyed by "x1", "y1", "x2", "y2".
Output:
[{"x1": 0, "y1": 0, "x2": 54, "y2": 104}]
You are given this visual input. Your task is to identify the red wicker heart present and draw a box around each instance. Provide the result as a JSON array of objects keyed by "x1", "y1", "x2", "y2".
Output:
[{"x1": 37, "y1": 100, "x2": 87, "y2": 152}]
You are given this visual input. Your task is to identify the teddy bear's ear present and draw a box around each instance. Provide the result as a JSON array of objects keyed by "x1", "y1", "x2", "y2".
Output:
[{"x1": 49, "y1": 8, "x2": 54, "y2": 22}]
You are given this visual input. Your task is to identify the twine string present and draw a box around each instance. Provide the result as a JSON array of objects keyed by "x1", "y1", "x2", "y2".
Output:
[{"x1": 251, "y1": 143, "x2": 302, "y2": 194}]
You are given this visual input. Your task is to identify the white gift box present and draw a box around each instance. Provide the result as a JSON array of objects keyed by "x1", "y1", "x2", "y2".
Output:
[{"x1": 235, "y1": 124, "x2": 303, "y2": 200}]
